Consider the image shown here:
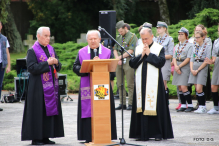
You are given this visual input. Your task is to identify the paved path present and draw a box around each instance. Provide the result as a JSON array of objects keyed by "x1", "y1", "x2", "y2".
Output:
[{"x1": 0, "y1": 91, "x2": 219, "y2": 146}]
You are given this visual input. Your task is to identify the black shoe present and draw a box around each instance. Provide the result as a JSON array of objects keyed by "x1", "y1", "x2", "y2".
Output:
[
  {"x1": 155, "y1": 138, "x2": 162, "y2": 141},
  {"x1": 185, "y1": 107, "x2": 194, "y2": 112},
  {"x1": 177, "y1": 107, "x2": 187, "y2": 112},
  {"x1": 126, "y1": 105, "x2": 132, "y2": 110},
  {"x1": 32, "y1": 140, "x2": 44, "y2": 145},
  {"x1": 0, "y1": 108, "x2": 3, "y2": 111},
  {"x1": 43, "y1": 138, "x2": 55, "y2": 144},
  {"x1": 115, "y1": 104, "x2": 126, "y2": 110}
]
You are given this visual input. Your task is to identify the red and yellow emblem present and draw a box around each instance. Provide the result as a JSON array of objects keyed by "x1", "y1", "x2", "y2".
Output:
[{"x1": 94, "y1": 85, "x2": 109, "y2": 99}]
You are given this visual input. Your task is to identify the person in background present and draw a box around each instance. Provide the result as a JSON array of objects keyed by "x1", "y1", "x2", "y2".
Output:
[
  {"x1": 188, "y1": 31, "x2": 211, "y2": 114},
  {"x1": 154, "y1": 21, "x2": 174, "y2": 105},
  {"x1": 171, "y1": 48, "x2": 182, "y2": 110},
  {"x1": 113, "y1": 20, "x2": 137, "y2": 110},
  {"x1": 21, "y1": 27, "x2": 64, "y2": 145},
  {"x1": 172, "y1": 27, "x2": 194, "y2": 112},
  {"x1": 137, "y1": 22, "x2": 152, "y2": 46},
  {"x1": 204, "y1": 23, "x2": 219, "y2": 114},
  {"x1": 189, "y1": 24, "x2": 212, "y2": 110},
  {"x1": 0, "y1": 21, "x2": 11, "y2": 112}
]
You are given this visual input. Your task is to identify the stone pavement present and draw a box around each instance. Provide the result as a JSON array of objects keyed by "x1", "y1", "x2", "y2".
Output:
[{"x1": 0, "y1": 91, "x2": 219, "y2": 146}]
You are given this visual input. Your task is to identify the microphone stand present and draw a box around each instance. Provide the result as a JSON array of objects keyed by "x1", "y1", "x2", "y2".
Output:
[{"x1": 98, "y1": 26, "x2": 144, "y2": 146}]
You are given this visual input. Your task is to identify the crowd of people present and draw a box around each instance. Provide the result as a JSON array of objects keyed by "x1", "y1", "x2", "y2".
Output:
[{"x1": 114, "y1": 20, "x2": 219, "y2": 115}]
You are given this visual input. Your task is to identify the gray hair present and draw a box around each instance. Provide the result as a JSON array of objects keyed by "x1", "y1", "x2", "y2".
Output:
[
  {"x1": 86, "y1": 30, "x2": 101, "y2": 40},
  {"x1": 36, "y1": 27, "x2": 50, "y2": 39},
  {"x1": 140, "y1": 28, "x2": 153, "y2": 36}
]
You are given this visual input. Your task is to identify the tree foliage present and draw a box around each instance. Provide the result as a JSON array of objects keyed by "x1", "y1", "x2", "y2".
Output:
[
  {"x1": 26, "y1": 0, "x2": 111, "y2": 43},
  {"x1": 2, "y1": 5, "x2": 24, "y2": 53},
  {"x1": 0, "y1": 0, "x2": 10, "y2": 24},
  {"x1": 188, "y1": 0, "x2": 219, "y2": 19},
  {"x1": 168, "y1": 8, "x2": 219, "y2": 44}
]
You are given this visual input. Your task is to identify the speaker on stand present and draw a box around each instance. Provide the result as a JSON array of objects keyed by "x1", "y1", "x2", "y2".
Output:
[{"x1": 99, "y1": 10, "x2": 117, "y2": 98}]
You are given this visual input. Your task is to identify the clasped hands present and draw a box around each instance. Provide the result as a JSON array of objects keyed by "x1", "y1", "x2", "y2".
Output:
[
  {"x1": 47, "y1": 57, "x2": 59, "y2": 66},
  {"x1": 141, "y1": 43, "x2": 150, "y2": 58},
  {"x1": 191, "y1": 69, "x2": 199, "y2": 76},
  {"x1": 174, "y1": 65, "x2": 182, "y2": 75}
]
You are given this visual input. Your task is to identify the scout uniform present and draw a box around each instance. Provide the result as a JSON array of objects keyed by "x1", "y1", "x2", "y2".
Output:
[
  {"x1": 188, "y1": 37, "x2": 211, "y2": 113},
  {"x1": 207, "y1": 38, "x2": 219, "y2": 114},
  {"x1": 189, "y1": 37, "x2": 212, "y2": 50},
  {"x1": 172, "y1": 28, "x2": 193, "y2": 86},
  {"x1": 137, "y1": 22, "x2": 152, "y2": 46},
  {"x1": 211, "y1": 38, "x2": 219, "y2": 85},
  {"x1": 154, "y1": 21, "x2": 174, "y2": 81},
  {"x1": 172, "y1": 27, "x2": 194, "y2": 112},
  {"x1": 114, "y1": 20, "x2": 137, "y2": 109}
]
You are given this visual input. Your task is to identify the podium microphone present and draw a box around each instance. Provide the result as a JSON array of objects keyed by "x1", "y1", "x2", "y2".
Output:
[{"x1": 94, "y1": 49, "x2": 97, "y2": 57}]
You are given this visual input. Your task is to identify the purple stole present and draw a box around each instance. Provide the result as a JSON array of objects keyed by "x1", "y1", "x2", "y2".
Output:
[
  {"x1": 79, "y1": 44, "x2": 111, "y2": 118},
  {"x1": 32, "y1": 41, "x2": 59, "y2": 116}
]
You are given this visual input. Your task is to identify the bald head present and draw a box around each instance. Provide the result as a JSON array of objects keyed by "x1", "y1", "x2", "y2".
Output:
[
  {"x1": 140, "y1": 28, "x2": 153, "y2": 36},
  {"x1": 140, "y1": 28, "x2": 154, "y2": 45}
]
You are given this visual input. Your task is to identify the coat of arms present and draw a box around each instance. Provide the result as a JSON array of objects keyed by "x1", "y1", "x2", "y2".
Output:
[{"x1": 94, "y1": 85, "x2": 109, "y2": 100}]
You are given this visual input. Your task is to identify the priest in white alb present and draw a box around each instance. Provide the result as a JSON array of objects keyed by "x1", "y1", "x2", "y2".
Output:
[{"x1": 129, "y1": 28, "x2": 174, "y2": 141}]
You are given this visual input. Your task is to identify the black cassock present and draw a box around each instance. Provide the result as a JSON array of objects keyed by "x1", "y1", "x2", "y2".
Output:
[
  {"x1": 73, "y1": 47, "x2": 117, "y2": 142},
  {"x1": 21, "y1": 45, "x2": 64, "y2": 141},
  {"x1": 129, "y1": 42, "x2": 174, "y2": 140}
]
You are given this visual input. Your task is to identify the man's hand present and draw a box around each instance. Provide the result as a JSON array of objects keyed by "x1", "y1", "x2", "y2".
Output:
[
  {"x1": 116, "y1": 56, "x2": 121, "y2": 60},
  {"x1": 118, "y1": 60, "x2": 122, "y2": 65},
  {"x1": 50, "y1": 57, "x2": 59, "y2": 65},
  {"x1": 93, "y1": 56, "x2": 100, "y2": 60},
  {"x1": 47, "y1": 57, "x2": 54, "y2": 65},
  {"x1": 6, "y1": 66, "x2": 11, "y2": 73},
  {"x1": 144, "y1": 43, "x2": 150, "y2": 56}
]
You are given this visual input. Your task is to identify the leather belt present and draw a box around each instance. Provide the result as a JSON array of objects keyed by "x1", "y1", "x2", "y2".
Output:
[
  {"x1": 176, "y1": 59, "x2": 185, "y2": 62},
  {"x1": 195, "y1": 59, "x2": 204, "y2": 62}
]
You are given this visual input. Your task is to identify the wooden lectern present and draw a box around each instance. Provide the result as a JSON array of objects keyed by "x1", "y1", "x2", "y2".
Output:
[{"x1": 80, "y1": 59, "x2": 119, "y2": 146}]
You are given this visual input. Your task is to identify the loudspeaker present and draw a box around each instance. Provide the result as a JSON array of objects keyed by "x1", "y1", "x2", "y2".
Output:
[
  {"x1": 99, "y1": 10, "x2": 116, "y2": 39},
  {"x1": 58, "y1": 73, "x2": 67, "y2": 97}
]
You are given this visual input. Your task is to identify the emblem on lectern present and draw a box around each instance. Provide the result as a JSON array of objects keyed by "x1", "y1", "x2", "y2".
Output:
[{"x1": 94, "y1": 84, "x2": 109, "y2": 100}]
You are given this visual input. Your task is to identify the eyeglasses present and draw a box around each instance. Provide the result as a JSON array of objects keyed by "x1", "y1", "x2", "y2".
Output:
[{"x1": 195, "y1": 37, "x2": 201, "y2": 39}]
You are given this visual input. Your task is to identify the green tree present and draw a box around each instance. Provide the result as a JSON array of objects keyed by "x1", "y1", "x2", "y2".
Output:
[
  {"x1": 0, "y1": 0, "x2": 24, "y2": 53},
  {"x1": 0, "y1": 0, "x2": 9, "y2": 24},
  {"x1": 188, "y1": 0, "x2": 219, "y2": 19},
  {"x1": 157, "y1": 0, "x2": 170, "y2": 25},
  {"x1": 27, "y1": 0, "x2": 111, "y2": 43}
]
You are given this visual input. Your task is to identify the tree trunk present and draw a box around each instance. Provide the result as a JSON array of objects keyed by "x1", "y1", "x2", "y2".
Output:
[
  {"x1": 157, "y1": 0, "x2": 170, "y2": 25},
  {"x1": 2, "y1": 4, "x2": 24, "y2": 53}
]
